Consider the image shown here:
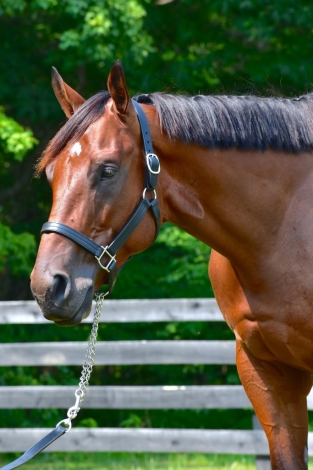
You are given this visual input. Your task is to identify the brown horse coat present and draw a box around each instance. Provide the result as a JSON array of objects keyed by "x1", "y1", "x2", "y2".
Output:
[{"x1": 31, "y1": 61, "x2": 313, "y2": 469}]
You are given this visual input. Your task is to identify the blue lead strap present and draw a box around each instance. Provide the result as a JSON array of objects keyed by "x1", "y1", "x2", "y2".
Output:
[{"x1": 0, "y1": 425, "x2": 66, "y2": 469}]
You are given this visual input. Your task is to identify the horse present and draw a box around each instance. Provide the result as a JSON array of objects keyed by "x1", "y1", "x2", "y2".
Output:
[{"x1": 30, "y1": 59, "x2": 313, "y2": 469}]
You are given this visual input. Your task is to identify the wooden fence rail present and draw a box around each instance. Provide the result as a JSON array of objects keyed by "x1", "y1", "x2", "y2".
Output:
[
  {"x1": 0, "y1": 385, "x2": 250, "y2": 409},
  {"x1": 0, "y1": 298, "x2": 223, "y2": 323},
  {"x1": 0, "y1": 340, "x2": 236, "y2": 366},
  {"x1": 0, "y1": 428, "x2": 270, "y2": 454},
  {"x1": 0, "y1": 298, "x2": 302, "y2": 468}
]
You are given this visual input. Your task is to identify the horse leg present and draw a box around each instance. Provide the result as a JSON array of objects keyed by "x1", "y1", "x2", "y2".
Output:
[
  {"x1": 208, "y1": 250, "x2": 312, "y2": 469},
  {"x1": 237, "y1": 343, "x2": 311, "y2": 469}
]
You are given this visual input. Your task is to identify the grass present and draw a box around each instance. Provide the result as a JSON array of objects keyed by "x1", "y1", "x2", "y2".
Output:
[
  {"x1": 2, "y1": 452, "x2": 313, "y2": 469},
  {"x1": 0, "y1": 453, "x2": 256, "y2": 469}
]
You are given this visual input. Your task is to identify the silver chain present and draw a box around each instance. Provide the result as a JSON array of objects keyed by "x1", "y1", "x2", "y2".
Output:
[{"x1": 56, "y1": 292, "x2": 107, "y2": 432}]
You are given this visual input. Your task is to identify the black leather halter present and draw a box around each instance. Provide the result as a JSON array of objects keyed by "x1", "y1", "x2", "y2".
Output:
[{"x1": 41, "y1": 99, "x2": 161, "y2": 296}]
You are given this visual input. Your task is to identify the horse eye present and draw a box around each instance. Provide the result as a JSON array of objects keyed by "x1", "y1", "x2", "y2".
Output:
[{"x1": 101, "y1": 167, "x2": 117, "y2": 180}]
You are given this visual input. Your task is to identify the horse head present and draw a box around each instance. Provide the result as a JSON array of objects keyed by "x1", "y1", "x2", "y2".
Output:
[{"x1": 30, "y1": 61, "x2": 162, "y2": 325}]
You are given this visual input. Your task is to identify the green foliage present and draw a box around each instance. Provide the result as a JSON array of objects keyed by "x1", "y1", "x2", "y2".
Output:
[
  {"x1": 0, "y1": 107, "x2": 38, "y2": 161},
  {"x1": 1, "y1": 0, "x2": 313, "y2": 299},
  {"x1": 59, "y1": 0, "x2": 153, "y2": 65},
  {"x1": 0, "y1": 109, "x2": 37, "y2": 278},
  {"x1": 1, "y1": 0, "x2": 153, "y2": 85},
  {"x1": 0, "y1": 223, "x2": 35, "y2": 276},
  {"x1": 77, "y1": 417, "x2": 98, "y2": 428},
  {"x1": 157, "y1": 225, "x2": 211, "y2": 286},
  {"x1": 120, "y1": 413, "x2": 143, "y2": 428},
  {"x1": 0, "y1": 0, "x2": 26, "y2": 15},
  {"x1": 110, "y1": 224, "x2": 213, "y2": 300}
]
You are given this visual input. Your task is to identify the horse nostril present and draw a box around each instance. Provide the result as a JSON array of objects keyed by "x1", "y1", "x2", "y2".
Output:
[{"x1": 52, "y1": 273, "x2": 71, "y2": 306}]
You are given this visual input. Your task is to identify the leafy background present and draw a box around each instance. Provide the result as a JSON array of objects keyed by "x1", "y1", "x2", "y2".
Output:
[{"x1": 0, "y1": 0, "x2": 313, "y2": 439}]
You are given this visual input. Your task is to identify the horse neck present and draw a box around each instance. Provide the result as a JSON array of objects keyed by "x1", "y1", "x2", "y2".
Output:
[{"x1": 153, "y1": 135, "x2": 310, "y2": 265}]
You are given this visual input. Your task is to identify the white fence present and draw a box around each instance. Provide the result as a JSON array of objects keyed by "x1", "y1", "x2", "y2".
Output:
[{"x1": 1, "y1": 298, "x2": 309, "y2": 467}]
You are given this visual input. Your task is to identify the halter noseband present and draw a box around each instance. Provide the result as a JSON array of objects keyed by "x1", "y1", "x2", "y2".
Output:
[{"x1": 41, "y1": 99, "x2": 161, "y2": 296}]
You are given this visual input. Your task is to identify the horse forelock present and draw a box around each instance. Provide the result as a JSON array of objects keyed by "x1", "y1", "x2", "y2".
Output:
[
  {"x1": 35, "y1": 91, "x2": 111, "y2": 176},
  {"x1": 135, "y1": 92, "x2": 313, "y2": 154}
]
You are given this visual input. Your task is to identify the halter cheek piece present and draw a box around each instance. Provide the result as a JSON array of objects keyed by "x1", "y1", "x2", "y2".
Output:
[{"x1": 41, "y1": 99, "x2": 161, "y2": 296}]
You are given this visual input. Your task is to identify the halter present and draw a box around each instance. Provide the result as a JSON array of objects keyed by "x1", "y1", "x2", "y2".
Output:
[{"x1": 40, "y1": 99, "x2": 161, "y2": 296}]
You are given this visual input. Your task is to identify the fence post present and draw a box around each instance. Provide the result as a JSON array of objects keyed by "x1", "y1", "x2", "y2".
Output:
[{"x1": 252, "y1": 414, "x2": 271, "y2": 469}]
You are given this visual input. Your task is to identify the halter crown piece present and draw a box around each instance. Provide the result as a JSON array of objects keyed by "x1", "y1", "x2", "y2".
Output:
[{"x1": 41, "y1": 99, "x2": 161, "y2": 296}]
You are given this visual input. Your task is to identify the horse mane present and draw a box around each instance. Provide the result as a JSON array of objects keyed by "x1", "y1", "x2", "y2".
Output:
[
  {"x1": 36, "y1": 88, "x2": 313, "y2": 176},
  {"x1": 135, "y1": 92, "x2": 313, "y2": 154}
]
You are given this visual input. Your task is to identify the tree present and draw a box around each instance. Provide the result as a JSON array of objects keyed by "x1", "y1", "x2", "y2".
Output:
[{"x1": 1, "y1": 0, "x2": 313, "y2": 298}]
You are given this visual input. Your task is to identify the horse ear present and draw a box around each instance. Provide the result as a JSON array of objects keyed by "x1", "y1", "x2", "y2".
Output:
[
  {"x1": 51, "y1": 67, "x2": 86, "y2": 118},
  {"x1": 107, "y1": 60, "x2": 130, "y2": 116}
]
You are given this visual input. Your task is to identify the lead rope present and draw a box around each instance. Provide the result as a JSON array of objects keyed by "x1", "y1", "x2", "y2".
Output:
[{"x1": 0, "y1": 293, "x2": 107, "y2": 470}]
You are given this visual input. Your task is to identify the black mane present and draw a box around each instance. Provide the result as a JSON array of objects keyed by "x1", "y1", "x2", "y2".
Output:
[
  {"x1": 135, "y1": 92, "x2": 313, "y2": 153},
  {"x1": 39, "y1": 89, "x2": 313, "y2": 175}
]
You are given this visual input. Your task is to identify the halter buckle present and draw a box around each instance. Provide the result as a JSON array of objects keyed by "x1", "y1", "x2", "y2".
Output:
[
  {"x1": 146, "y1": 153, "x2": 160, "y2": 175},
  {"x1": 95, "y1": 246, "x2": 116, "y2": 272}
]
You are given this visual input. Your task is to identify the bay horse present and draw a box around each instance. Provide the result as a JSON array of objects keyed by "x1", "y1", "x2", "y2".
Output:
[{"x1": 30, "y1": 60, "x2": 313, "y2": 469}]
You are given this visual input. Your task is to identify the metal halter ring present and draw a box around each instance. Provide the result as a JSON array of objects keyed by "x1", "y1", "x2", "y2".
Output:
[
  {"x1": 95, "y1": 246, "x2": 116, "y2": 272},
  {"x1": 142, "y1": 188, "x2": 157, "y2": 200},
  {"x1": 146, "y1": 153, "x2": 160, "y2": 174}
]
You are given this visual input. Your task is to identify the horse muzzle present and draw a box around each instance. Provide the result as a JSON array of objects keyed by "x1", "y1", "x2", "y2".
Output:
[{"x1": 30, "y1": 269, "x2": 94, "y2": 326}]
